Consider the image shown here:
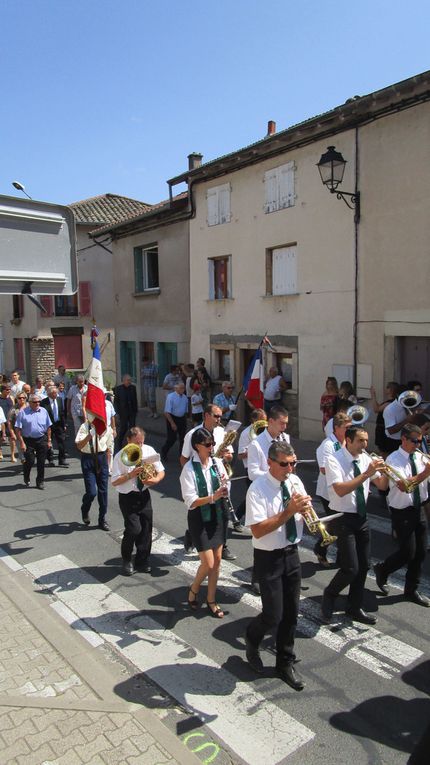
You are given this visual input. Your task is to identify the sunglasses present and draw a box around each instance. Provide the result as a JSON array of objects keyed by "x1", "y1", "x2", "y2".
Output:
[
  {"x1": 202, "y1": 442, "x2": 215, "y2": 448},
  {"x1": 275, "y1": 460, "x2": 297, "y2": 467},
  {"x1": 408, "y1": 438, "x2": 422, "y2": 445}
]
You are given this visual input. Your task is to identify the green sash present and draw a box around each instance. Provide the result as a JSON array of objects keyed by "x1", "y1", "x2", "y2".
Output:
[{"x1": 192, "y1": 460, "x2": 223, "y2": 522}]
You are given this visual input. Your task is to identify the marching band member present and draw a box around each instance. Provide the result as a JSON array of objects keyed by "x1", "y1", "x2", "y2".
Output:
[
  {"x1": 244, "y1": 442, "x2": 310, "y2": 690},
  {"x1": 314, "y1": 412, "x2": 352, "y2": 566},
  {"x1": 322, "y1": 426, "x2": 386, "y2": 624},
  {"x1": 247, "y1": 404, "x2": 290, "y2": 481},
  {"x1": 180, "y1": 428, "x2": 230, "y2": 619},
  {"x1": 111, "y1": 426, "x2": 165, "y2": 577},
  {"x1": 374, "y1": 424, "x2": 430, "y2": 606}
]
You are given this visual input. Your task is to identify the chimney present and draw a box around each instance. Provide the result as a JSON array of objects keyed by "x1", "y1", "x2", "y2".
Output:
[
  {"x1": 267, "y1": 120, "x2": 276, "y2": 136},
  {"x1": 188, "y1": 152, "x2": 203, "y2": 170}
]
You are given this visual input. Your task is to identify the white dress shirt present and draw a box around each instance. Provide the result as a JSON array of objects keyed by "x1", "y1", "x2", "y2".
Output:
[
  {"x1": 181, "y1": 424, "x2": 230, "y2": 460},
  {"x1": 111, "y1": 444, "x2": 164, "y2": 493},
  {"x1": 325, "y1": 447, "x2": 377, "y2": 514},
  {"x1": 263, "y1": 375, "x2": 282, "y2": 402},
  {"x1": 385, "y1": 447, "x2": 428, "y2": 508},
  {"x1": 238, "y1": 424, "x2": 253, "y2": 469},
  {"x1": 316, "y1": 434, "x2": 342, "y2": 500},
  {"x1": 383, "y1": 400, "x2": 405, "y2": 440},
  {"x1": 324, "y1": 418, "x2": 334, "y2": 438},
  {"x1": 75, "y1": 423, "x2": 113, "y2": 453},
  {"x1": 247, "y1": 428, "x2": 290, "y2": 481},
  {"x1": 245, "y1": 471, "x2": 304, "y2": 550},
  {"x1": 180, "y1": 455, "x2": 229, "y2": 509}
]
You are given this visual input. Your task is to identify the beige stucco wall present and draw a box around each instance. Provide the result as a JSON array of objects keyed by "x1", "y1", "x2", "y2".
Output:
[
  {"x1": 111, "y1": 219, "x2": 190, "y2": 401},
  {"x1": 189, "y1": 133, "x2": 358, "y2": 439}
]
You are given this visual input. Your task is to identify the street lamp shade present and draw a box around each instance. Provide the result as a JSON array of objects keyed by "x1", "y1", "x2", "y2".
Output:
[
  {"x1": 12, "y1": 181, "x2": 32, "y2": 199},
  {"x1": 317, "y1": 146, "x2": 347, "y2": 192}
]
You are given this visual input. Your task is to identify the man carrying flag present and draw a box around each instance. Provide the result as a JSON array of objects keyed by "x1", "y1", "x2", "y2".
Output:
[{"x1": 75, "y1": 331, "x2": 113, "y2": 530}]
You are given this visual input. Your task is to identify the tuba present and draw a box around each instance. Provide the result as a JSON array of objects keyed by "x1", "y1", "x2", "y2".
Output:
[
  {"x1": 120, "y1": 443, "x2": 157, "y2": 482},
  {"x1": 346, "y1": 404, "x2": 369, "y2": 426},
  {"x1": 398, "y1": 390, "x2": 422, "y2": 415}
]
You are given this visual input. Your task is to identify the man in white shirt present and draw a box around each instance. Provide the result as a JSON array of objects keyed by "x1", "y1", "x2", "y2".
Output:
[
  {"x1": 10, "y1": 370, "x2": 25, "y2": 400},
  {"x1": 247, "y1": 404, "x2": 290, "y2": 482},
  {"x1": 263, "y1": 367, "x2": 287, "y2": 415},
  {"x1": 112, "y1": 426, "x2": 165, "y2": 576},
  {"x1": 374, "y1": 424, "x2": 430, "y2": 606},
  {"x1": 75, "y1": 419, "x2": 113, "y2": 530},
  {"x1": 383, "y1": 395, "x2": 416, "y2": 453},
  {"x1": 245, "y1": 442, "x2": 310, "y2": 690},
  {"x1": 322, "y1": 426, "x2": 385, "y2": 624},
  {"x1": 314, "y1": 412, "x2": 352, "y2": 565}
]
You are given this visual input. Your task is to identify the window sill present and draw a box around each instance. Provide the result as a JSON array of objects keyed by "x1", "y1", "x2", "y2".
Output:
[
  {"x1": 206, "y1": 297, "x2": 234, "y2": 303},
  {"x1": 261, "y1": 293, "x2": 299, "y2": 299},
  {"x1": 134, "y1": 289, "x2": 161, "y2": 297}
]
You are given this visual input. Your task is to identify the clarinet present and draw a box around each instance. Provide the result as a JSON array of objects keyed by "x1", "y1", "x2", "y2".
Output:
[{"x1": 210, "y1": 452, "x2": 240, "y2": 525}]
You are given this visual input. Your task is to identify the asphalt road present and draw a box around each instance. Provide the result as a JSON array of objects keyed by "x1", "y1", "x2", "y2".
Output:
[{"x1": 1, "y1": 425, "x2": 429, "y2": 765}]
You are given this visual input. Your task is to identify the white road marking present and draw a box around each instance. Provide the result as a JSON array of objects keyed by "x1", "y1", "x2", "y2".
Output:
[
  {"x1": 0, "y1": 546, "x2": 22, "y2": 570},
  {"x1": 50, "y1": 600, "x2": 105, "y2": 647},
  {"x1": 25, "y1": 554, "x2": 315, "y2": 765}
]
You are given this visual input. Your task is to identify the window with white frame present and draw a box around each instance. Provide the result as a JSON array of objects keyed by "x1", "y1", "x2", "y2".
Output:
[
  {"x1": 266, "y1": 244, "x2": 297, "y2": 296},
  {"x1": 264, "y1": 161, "x2": 295, "y2": 213},
  {"x1": 208, "y1": 255, "x2": 232, "y2": 300},
  {"x1": 134, "y1": 244, "x2": 159, "y2": 293},
  {"x1": 206, "y1": 183, "x2": 231, "y2": 226}
]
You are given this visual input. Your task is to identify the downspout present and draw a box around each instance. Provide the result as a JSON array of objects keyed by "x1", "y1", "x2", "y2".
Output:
[{"x1": 353, "y1": 126, "x2": 361, "y2": 391}]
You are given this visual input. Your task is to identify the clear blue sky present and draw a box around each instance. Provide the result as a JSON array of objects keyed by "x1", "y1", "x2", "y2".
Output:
[{"x1": 2, "y1": 0, "x2": 429, "y2": 206}]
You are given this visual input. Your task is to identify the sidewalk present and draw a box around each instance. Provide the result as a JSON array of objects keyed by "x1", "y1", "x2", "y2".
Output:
[{"x1": 0, "y1": 562, "x2": 200, "y2": 765}]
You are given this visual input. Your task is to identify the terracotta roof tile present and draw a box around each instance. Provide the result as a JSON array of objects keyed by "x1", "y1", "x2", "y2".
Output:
[
  {"x1": 69, "y1": 193, "x2": 152, "y2": 226},
  {"x1": 89, "y1": 191, "x2": 189, "y2": 237}
]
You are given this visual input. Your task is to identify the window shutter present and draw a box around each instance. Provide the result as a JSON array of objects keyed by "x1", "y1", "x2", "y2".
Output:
[
  {"x1": 227, "y1": 255, "x2": 232, "y2": 298},
  {"x1": 279, "y1": 162, "x2": 295, "y2": 209},
  {"x1": 207, "y1": 188, "x2": 219, "y2": 226},
  {"x1": 78, "y1": 281, "x2": 92, "y2": 317},
  {"x1": 272, "y1": 246, "x2": 297, "y2": 295},
  {"x1": 218, "y1": 184, "x2": 231, "y2": 223},
  {"x1": 134, "y1": 248, "x2": 143, "y2": 292},
  {"x1": 264, "y1": 168, "x2": 278, "y2": 213},
  {"x1": 208, "y1": 259, "x2": 215, "y2": 299},
  {"x1": 39, "y1": 296, "x2": 54, "y2": 317},
  {"x1": 14, "y1": 338, "x2": 24, "y2": 370}
]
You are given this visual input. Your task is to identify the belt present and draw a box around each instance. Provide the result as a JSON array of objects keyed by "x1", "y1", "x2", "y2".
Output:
[
  {"x1": 389, "y1": 505, "x2": 418, "y2": 511},
  {"x1": 285, "y1": 544, "x2": 298, "y2": 553}
]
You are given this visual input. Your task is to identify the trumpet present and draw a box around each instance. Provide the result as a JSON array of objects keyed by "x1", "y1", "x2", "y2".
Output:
[
  {"x1": 120, "y1": 443, "x2": 158, "y2": 483},
  {"x1": 289, "y1": 489, "x2": 337, "y2": 547},
  {"x1": 367, "y1": 451, "x2": 416, "y2": 493}
]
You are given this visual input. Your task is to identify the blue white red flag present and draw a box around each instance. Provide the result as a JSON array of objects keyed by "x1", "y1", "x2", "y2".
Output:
[
  {"x1": 85, "y1": 339, "x2": 107, "y2": 436},
  {"x1": 243, "y1": 347, "x2": 264, "y2": 409}
]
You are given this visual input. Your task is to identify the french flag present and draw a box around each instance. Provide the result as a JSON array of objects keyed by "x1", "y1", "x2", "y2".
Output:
[
  {"x1": 243, "y1": 346, "x2": 264, "y2": 409},
  {"x1": 85, "y1": 340, "x2": 107, "y2": 436}
]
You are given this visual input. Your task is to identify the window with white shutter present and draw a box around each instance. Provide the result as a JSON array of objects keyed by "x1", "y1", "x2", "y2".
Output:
[
  {"x1": 272, "y1": 246, "x2": 297, "y2": 295},
  {"x1": 264, "y1": 161, "x2": 295, "y2": 213},
  {"x1": 206, "y1": 184, "x2": 231, "y2": 226}
]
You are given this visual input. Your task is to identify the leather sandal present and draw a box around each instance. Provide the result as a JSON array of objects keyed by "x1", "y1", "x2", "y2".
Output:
[
  {"x1": 207, "y1": 601, "x2": 224, "y2": 618},
  {"x1": 188, "y1": 587, "x2": 199, "y2": 610}
]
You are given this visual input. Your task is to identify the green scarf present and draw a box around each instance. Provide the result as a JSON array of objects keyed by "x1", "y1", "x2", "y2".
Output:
[{"x1": 192, "y1": 460, "x2": 223, "y2": 522}]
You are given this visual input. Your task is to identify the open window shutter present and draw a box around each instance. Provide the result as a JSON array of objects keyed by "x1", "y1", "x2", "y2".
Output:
[
  {"x1": 39, "y1": 296, "x2": 54, "y2": 317},
  {"x1": 14, "y1": 338, "x2": 24, "y2": 369},
  {"x1": 264, "y1": 168, "x2": 278, "y2": 213},
  {"x1": 78, "y1": 281, "x2": 92, "y2": 317},
  {"x1": 279, "y1": 162, "x2": 295, "y2": 209},
  {"x1": 134, "y1": 248, "x2": 143, "y2": 292},
  {"x1": 208, "y1": 259, "x2": 215, "y2": 299},
  {"x1": 272, "y1": 247, "x2": 297, "y2": 295},
  {"x1": 218, "y1": 184, "x2": 231, "y2": 223},
  {"x1": 207, "y1": 188, "x2": 219, "y2": 226},
  {"x1": 227, "y1": 255, "x2": 232, "y2": 298}
]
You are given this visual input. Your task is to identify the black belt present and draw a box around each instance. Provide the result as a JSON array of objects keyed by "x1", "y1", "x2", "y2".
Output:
[
  {"x1": 285, "y1": 544, "x2": 298, "y2": 553},
  {"x1": 389, "y1": 505, "x2": 419, "y2": 511}
]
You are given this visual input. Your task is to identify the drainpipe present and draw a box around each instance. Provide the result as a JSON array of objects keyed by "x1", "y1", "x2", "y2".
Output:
[{"x1": 353, "y1": 127, "x2": 360, "y2": 391}]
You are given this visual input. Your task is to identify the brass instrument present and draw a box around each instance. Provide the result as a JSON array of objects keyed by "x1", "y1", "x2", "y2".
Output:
[
  {"x1": 215, "y1": 430, "x2": 237, "y2": 479},
  {"x1": 249, "y1": 419, "x2": 268, "y2": 439},
  {"x1": 302, "y1": 503, "x2": 338, "y2": 547},
  {"x1": 415, "y1": 448, "x2": 430, "y2": 464},
  {"x1": 346, "y1": 404, "x2": 369, "y2": 426},
  {"x1": 120, "y1": 443, "x2": 157, "y2": 483},
  {"x1": 368, "y1": 451, "x2": 416, "y2": 493},
  {"x1": 398, "y1": 389, "x2": 422, "y2": 415}
]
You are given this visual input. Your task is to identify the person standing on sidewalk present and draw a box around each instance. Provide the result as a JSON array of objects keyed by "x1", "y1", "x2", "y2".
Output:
[
  {"x1": 112, "y1": 426, "x2": 165, "y2": 576},
  {"x1": 40, "y1": 386, "x2": 68, "y2": 468},
  {"x1": 161, "y1": 382, "x2": 188, "y2": 461},
  {"x1": 114, "y1": 374, "x2": 138, "y2": 451},
  {"x1": 15, "y1": 394, "x2": 52, "y2": 489},
  {"x1": 141, "y1": 357, "x2": 159, "y2": 418},
  {"x1": 75, "y1": 418, "x2": 114, "y2": 530}
]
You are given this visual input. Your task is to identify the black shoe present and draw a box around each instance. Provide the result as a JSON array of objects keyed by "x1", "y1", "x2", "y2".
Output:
[
  {"x1": 245, "y1": 635, "x2": 264, "y2": 674},
  {"x1": 47, "y1": 462, "x2": 56, "y2": 468},
  {"x1": 58, "y1": 462, "x2": 69, "y2": 468},
  {"x1": 276, "y1": 664, "x2": 305, "y2": 691},
  {"x1": 374, "y1": 563, "x2": 389, "y2": 595},
  {"x1": 345, "y1": 607, "x2": 377, "y2": 625},
  {"x1": 81, "y1": 509, "x2": 90, "y2": 526},
  {"x1": 321, "y1": 590, "x2": 335, "y2": 623},
  {"x1": 404, "y1": 590, "x2": 430, "y2": 607},
  {"x1": 251, "y1": 581, "x2": 261, "y2": 596},
  {"x1": 36, "y1": 482, "x2": 45, "y2": 490},
  {"x1": 233, "y1": 522, "x2": 243, "y2": 533},
  {"x1": 24, "y1": 478, "x2": 30, "y2": 487},
  {"x1": 314, "y1": 544, "x2": 330, "y2": 568},
  {"x1": 222, "y1": 546, "x2": 236, "y2": 561},
  {"x1": 184, "y1": 529, "x2": 194, "y2": 553},
  {"x1": 135, "y1": 562, "x2": 151, "y2": 574},
  {"x1": 98, "y1": 521, "x2": 110, "y2": 531},
  {"x1": 122, "y1": 561, "x2": 134, "y2": 576}
]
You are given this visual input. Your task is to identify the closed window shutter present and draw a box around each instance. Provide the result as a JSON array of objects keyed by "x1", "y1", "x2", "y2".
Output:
[
  {"x1": 39, "y1": 296, "x2": 54, "y2": 317},
  {"x1": 272, "y1": 246, "x2": 297, "y2": 295},
  {"x1": 14, "y1": 338, "x2": 24, "y2": 369},
  {"x1": 264, "y1": 168, "x2": 278, "y2": 213},
  {"x1": 78, "y1": 281, "x2": 92, "y2": 317},
  {"x1": 207, "y1": 188, "x2": 219, "y2": 226},
  {"x1": 279, "y1": 162, "x2": 295, "y2": 209},
  {"x1": 134, "y1": 248, "x2": 143, "y2": 292},
  {"x1": 208, "y1": 259, "x2": 215, "y2": 299},
  {"x1": 218, "y1": 184, "x2": 231, "y2": 223}
]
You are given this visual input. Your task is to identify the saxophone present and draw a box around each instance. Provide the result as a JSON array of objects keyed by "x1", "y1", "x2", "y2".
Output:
[{"x1": 214, "y1": 430, "x2": 237, "y2": 478}]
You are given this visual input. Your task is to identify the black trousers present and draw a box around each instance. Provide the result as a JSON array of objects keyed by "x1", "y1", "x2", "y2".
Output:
[
  {"x1": 314, "y1": 496, "x2": 331, "y2": 558},
  {"x1": 326, "y1": 513, "x2": 370, "y2": 610},
  {"x1": 246, "y1": 545, "x2": 301, "y2": 666},
  {"x1": 116, "y1": 413, "x2": 137, "y2": 453},
  {"x1": 119, "y1": 489, "x2": 153, "y2": 564},
  {"x1": 46, "y1": 423, "x2": 66, "y2": 463},
  {"x1": 162, "y1": 415, "x2": 187, "y2": 457},
  {"x1": 23, "y1": 436, "x2": 48, "y2": 484},
  {"x1": 380, "y1": 505, "x2": 427, "y2": 593}
]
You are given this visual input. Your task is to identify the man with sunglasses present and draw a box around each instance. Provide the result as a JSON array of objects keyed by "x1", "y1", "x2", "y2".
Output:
[
  {"x1": 374, "y1": 423, "x2": 430, "y2": 606},
  {"x1": 15, "y1": 394, "x2": 52, "y2": 489},
  {"x1": 244, "y1": 442, "x2": 310, "y2": 690},
  {"x1": 247, "y1": 404, "x2": 290, "y2": 481}
]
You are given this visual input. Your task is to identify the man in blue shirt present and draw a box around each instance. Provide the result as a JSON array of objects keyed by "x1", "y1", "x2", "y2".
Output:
[
  {"x1": 15, "y1": 394, "x2": 52, "y2": 489},
  {"x1": 213, "y1": 381, "x2": 237, "y2": 422},
  {"x1": 161, "y1": 383, "x2": 188, "y2": 461}
]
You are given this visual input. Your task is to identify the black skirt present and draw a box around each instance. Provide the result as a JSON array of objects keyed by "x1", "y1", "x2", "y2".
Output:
[{"x1": 188, "y1": 504, "x2": 227, "y2": 552}]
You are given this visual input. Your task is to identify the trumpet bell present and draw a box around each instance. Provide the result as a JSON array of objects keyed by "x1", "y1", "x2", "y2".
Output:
[
  {"x1": 120, "y1": 443, "x2": 141, "y2": 467},
  {"x1": 346, "y1": 404, "x2": 369, "y2": 426}
]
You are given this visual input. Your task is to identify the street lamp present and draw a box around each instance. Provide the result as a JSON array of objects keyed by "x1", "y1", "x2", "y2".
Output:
[
  {"x1": 12, "y1": 181, "x2": 32, "y2": 200},
  {"x1": 316, "y1": 146, "x2": 360, "y2": 220}
]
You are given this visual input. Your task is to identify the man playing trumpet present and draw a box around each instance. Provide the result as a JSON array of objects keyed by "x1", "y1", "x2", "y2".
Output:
[
  {"x1": 111, "y1": 427, "x2": 165, "y2": 576},
  {"x1": 374, "y1": 423, "x2": 430, "y2": 607}
]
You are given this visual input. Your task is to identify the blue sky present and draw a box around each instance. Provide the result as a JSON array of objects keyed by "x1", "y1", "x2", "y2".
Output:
[{"x1": 1, "y1": 0, "x2": 429, "y2": 206}]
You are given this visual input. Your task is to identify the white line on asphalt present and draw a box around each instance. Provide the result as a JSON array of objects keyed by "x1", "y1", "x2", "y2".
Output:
[
  {"x1": 25, "y1": 554, "x2": 315, "y2": 765},
  {"x1": 50, "y1": 601, "x2": 105, "y2": 647},
  {"x1": 0, "y1": 546, "x2": 22, "y2": 570}
]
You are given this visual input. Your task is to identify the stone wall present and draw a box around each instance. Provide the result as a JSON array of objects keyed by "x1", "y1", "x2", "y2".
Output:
[{"x1": 30, "y1": 336, "x2": 55, "y2": 382}]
